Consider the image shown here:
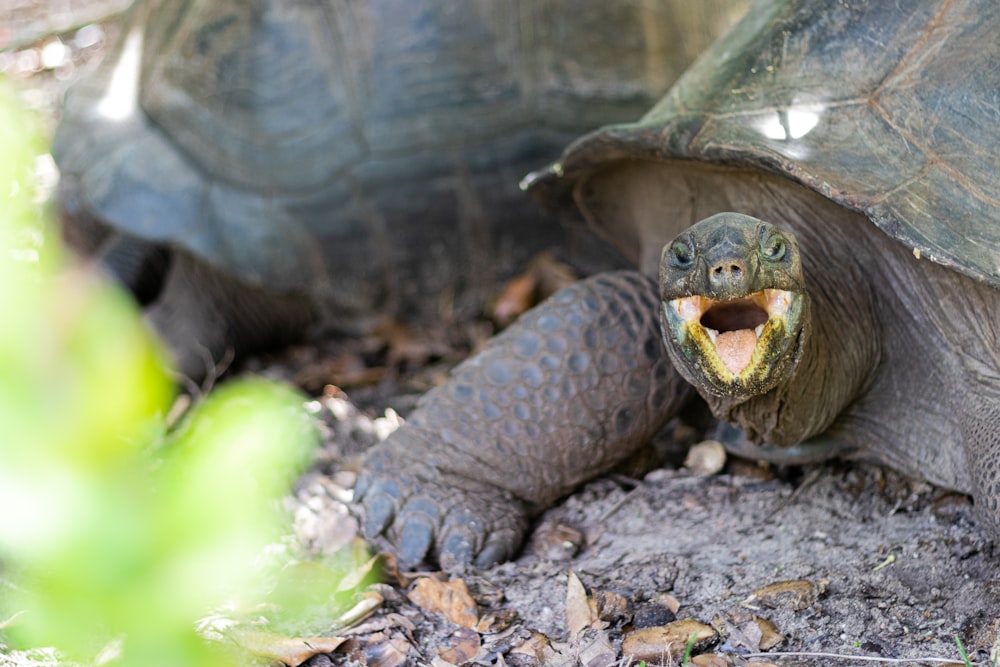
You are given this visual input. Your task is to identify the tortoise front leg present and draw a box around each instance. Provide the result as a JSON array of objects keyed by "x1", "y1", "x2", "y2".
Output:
[{"x1": 355, "y1": 271, "x2": 695, "y2": 569}]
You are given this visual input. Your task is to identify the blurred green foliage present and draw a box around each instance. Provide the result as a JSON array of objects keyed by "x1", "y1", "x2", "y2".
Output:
[{"x1": 0, "y1": 78, "x2": 326, "y2": 666}]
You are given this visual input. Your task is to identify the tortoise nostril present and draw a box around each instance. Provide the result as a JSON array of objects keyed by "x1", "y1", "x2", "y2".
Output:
[{"x1": 713, "y1": 263, "x2": 744, "y2": 277}]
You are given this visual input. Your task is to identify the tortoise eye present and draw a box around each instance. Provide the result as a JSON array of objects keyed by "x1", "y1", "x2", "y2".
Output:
[
  {"x1": 760, "y1": 230, "x2": 786, "y2": 261},
  {"x1": 669, "y1": 240, "x2": 694, "y2": 268}
]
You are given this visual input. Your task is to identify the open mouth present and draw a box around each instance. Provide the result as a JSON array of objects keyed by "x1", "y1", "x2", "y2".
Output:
[{"x1": 664, "y1": 289, "x2": 800, "y2": 385}]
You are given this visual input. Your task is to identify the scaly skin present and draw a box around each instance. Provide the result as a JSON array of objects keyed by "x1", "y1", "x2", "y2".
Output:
[
  {"x1": 355, "y1": 271, "x2": 693, "y2": 568},
  {"x1": 356, "y1": 201, "x2": 1000, "y2": 568}
]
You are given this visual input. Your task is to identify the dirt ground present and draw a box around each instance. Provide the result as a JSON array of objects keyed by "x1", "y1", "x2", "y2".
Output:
[
  {"x1": 6, "y1": 3, "x2": 1000, "y2": 666},
  {"x1": 271, "y1": 354, "x2": 1000, "y2": 667}
]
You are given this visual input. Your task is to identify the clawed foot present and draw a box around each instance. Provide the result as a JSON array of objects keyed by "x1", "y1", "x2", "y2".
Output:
[{"x1": 355, "y1": 441, "x2": 531, "y2": 570}]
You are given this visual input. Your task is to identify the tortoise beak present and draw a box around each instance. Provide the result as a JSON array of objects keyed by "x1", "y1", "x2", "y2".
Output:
[{"x1": 661, "y1": 288, "x2": 805, "y2": 398}]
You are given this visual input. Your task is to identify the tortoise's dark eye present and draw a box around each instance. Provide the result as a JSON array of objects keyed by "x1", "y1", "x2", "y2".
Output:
[
  {"x1": 760, "y1": 230, "x2": 786, "y2": 261},
  {"x1": 669, "y1": 240, "x2": 694, "y2": 268}
]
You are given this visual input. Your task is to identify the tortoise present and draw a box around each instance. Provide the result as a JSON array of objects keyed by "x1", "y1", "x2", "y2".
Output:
[
  {"x1": 355, "y1": 0, "x2": 1000, "y2": 569},
  {"x1": 53, "y1": 0, "x2": 748, "y2": 379}
]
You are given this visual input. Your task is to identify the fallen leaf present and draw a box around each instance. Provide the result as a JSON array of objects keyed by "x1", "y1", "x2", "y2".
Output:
[
  {"x1": 574, "y1": 628, "x2": 616, "y2": 667},
  {"x1": 493, "y1": 252, "x2": 577, "y2": 326},
  {"x1": 622, "y1": 620, "x2": 716, "y2": 664},
  {"x1": 364, "y1": 632, "x2": 413, "y2": 667},
  {"x1": 373, "y1": 318, "x2": 450, "y2": 371},
  {"x1": 746, "y1": 580, "x2": 826, "y2": 611},
  {"x1": 292, "y1": 352, "x2": 386, "y2": 391},
  {"x1": 656, "y1": 593, "x2": 681, "y2": 615},
  {"x1": 407, "y1": 576, "x2": 479, "y2": 629},
  {"x1": 476, "y1": 610, "x2": 519, "y2": 634},
  {"x1": 228, "y1": 629, "x2": 347, "y2": 666},
  {"x1": 565, "y1": 570, "x2": 598, "y2": 636},
  {"x1": 692, "y1": 654, "x2": 732, "y2": 667},
  {"x1": 438, "y1": 627, "x2": 481, "y2": 664},
  {"x1": 510, "y1": 631, "x2": 557, "y2": 663},
  {"x1": 753, "y1": 616, "x2": 784, "y2": 650},
  {"x1": 492, "y1": 273, "x2": 538, "y2": 327},
  {"x1": 591, "y1": 589, "x2": 629, "y2": 623}
]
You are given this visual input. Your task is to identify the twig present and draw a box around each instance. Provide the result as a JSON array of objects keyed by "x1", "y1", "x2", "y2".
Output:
[{"x1": 741, "y1": 650, "x2": 973, "y2": 665}]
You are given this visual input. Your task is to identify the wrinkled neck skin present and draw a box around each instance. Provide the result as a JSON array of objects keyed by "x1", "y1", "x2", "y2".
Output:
[
  {"x1": 577, "y1": 163, "x2": 882, "y2": 449},
  {"x1": 714, "y1": 249, "x2": 878, "y2": 448},
  {"x1": 704, "y1": 198, "x2": 881, "y2": 448}
]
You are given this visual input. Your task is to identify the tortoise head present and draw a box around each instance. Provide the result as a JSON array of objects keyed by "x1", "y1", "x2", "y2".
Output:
[{"x1": 658, "y1": 213, "x2": 808, "y2": 401}]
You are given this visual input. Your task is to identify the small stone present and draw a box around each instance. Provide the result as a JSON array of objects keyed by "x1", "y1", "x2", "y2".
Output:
[{"x1": 684, "y1": 440, "x2": 727, "y2": 475}]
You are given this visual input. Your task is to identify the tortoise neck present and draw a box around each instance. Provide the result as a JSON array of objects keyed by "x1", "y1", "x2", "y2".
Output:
[{"x1": 707, "y1": 203, "x2": 882, "y2": 447}]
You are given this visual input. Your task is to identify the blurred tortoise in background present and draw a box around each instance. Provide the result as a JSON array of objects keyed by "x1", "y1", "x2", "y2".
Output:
[
  {"x1": 53, "y1": 0, "x2": 749, "y2": 379},
  {"x1": 355, "y1": 0, "x2": 1000, "y2": 568}
]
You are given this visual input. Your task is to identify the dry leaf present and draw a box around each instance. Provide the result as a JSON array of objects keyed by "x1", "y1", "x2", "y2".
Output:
[
  {"x1": 438, "y1": 627, "x2": 482, "y2": 664},
  {"x1": 747, "y1": 579, "x2": 826, "y2": 610},
  {"x1": 565, "y1": 570, "x2": 598, "y2": 636},
  {"x1": 591, "y1": 589, "x2": 629, "y2": 623},
  {"x1": 510, "y1": 631, "x2": 557, "y2": 663},
  {"x1": 655, "y1": 593, "x2": 681, "y2": 615},
  {"x1": 407, "y1": 576, "x2": 479, "y2": 629},
  {"x1": 493, "y1": 273, "x2": 538, "y2": 326},
  {"x1": 622, "y1": 620, "x2": 716, "y2": 664},
  {"x1": 692, "y1": 654, "x2": 732, "y2": 667},
  {"x1": 476, "y1": 610, "x2": 519, "y2": 634},
  {"x1": 493, "y1": 252, "x2": 577, "y2": 326},
  {"x1": 228, "y1": 629, "x2": 347, "y2": 666},
  {"x1": 364, "y1": 633, "x2": 413, "y2": 667},
  {"x1": 753, "y1": 616, "x2": 784, "y2": 650},
  {"x1": 292, "y1": 352, "x2": 386, "y2": 391},
  {"x1": 381, "y1": 320, "x2": 445, "y2": 369},
  {"x1": 574, "y1": 628, "x2": 616, "y2": 667}
]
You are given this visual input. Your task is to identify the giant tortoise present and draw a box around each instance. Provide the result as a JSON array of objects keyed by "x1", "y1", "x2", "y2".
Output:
[
  {"x1": 54, "y1": 0, "x2": 748, "y2": 378},
  {"x1": 355, "y1": 0, "x2": 1000, "y2": 568}
]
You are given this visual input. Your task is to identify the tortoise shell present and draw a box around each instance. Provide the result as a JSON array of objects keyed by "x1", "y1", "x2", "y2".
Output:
[
  {"x1": 54, "y1": 0, "x2": 749, "y2": 322},
  {"x1": 526, "y1": 0, "x2": 1000, "y2": 289}
]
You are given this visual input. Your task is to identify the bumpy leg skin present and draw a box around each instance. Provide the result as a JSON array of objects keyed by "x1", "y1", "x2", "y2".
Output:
[
  {"x1": 355, "y1": 270, "x2": 694, "y2": 569},
  {"x1": 963, "y1": 390, "x2": 1000, "y2": 540}
]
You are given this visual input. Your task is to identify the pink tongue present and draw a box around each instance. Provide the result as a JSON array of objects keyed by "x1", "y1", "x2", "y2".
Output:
[{"x1": 715, "y1": 329, "x2": 757, "y2": 374}]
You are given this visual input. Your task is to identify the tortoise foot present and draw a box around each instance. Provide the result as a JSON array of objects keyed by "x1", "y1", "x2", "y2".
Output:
[{"x1": 356, "y1": 443, "x2": 530, "y2": 570}]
